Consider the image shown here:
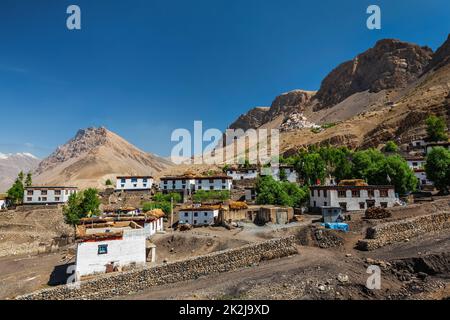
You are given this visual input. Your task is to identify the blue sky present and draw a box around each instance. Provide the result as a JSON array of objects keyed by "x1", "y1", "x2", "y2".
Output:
[{"x1": 0, "y1": 0, "x2": 449, "y2": 158}]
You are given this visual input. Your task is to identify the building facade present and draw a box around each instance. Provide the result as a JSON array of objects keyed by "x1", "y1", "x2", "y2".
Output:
[
  {"x1": 194, "y1": 176, "x2": 233, "y2": 191},
  {"x1": 75, "y1": 222, "x2": 147, "y2": 278},
  {"x1": 309, "y1": 185, "x2": 397, "y2": 212},
  {"x1": 226, "y1": 167, "x2": 259, "y2": 180},
  {"x1": 116, "y1": 176, "x2": 153, "y2": 191},
  {"x1": 414, "y1": 169, "x2": 433, "y2": 188},
  {"x1": 268, "y1": 165, "x2": 298, "y2": 183},
  {"x1": 23, "y1": 187, "x2": 77, "y2": 204},
  {"x1": 178, "y1": 206, "x2": 219, "y2": 226},
  {"x1": 159, "y1": 176, "x2": 196, "y2": 193}
]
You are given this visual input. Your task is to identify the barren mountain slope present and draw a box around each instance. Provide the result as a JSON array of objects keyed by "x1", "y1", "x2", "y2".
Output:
[
  {"x1": 0, "y1": 153, "x2": 40, "y2": 192},
  {"x1": 33, "y1": 127, "x2": 173, "y2": 189}
]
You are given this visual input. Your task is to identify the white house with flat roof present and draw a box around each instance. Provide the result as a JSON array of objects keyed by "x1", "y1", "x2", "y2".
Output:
[
  {"x1": 194, "y1": 176, "x2": 233, "y2": 191},
  {"x1": 269, "y1": 165, "x2": 298, "y2": 183},
  {"x1": 75, "y1": 221, "x2": 146, "y2": 278},
  {"x1": 414, "y1": 169, "x2": 433, "y2": 188},
  {"x1": 116, "y1": 176, "x2": 153, "y2": 191},
  {"x1": 159, "y1": 176, "x2": 196, "y2": 193},
  {"x1": 309, "y1": 184, "x2": 397, "y2": 212},
  {"x1": 178, "y1": 205, "x2": 220, "y2": 226},
  {"x1": 405, "y1": 156, "x2": 426, "y2": 170},
  {"x1": 23, "y1": 187, "x2": 77, "y2": 204},
  {"x1": 226, "y1": 167, "x2": 259, "y2": 180}
]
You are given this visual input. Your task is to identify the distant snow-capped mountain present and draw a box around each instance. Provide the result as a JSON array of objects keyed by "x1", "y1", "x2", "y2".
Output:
[{"x1": 0, "y1": 153, "x2": 41, "y2": 192}]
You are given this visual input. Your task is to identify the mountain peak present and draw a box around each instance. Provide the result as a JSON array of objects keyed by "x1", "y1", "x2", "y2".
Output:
[{"x1": 314, "y1": 38, "x2": 433, "y2": 110}]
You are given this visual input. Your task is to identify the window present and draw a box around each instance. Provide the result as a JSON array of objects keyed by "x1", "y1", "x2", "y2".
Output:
[
  {"x1": 55, "y1": 197, "x2": 60, "y2": 202},
  {"x1": 210, "y1": 186, "x2": 214, "y2": 190},
  {"x1": 222, "y1": 179, "x2": 226, "y2": 183},
  {"x1": 121, "y1": 179, "x2": 126, "y2": 183},
  {"x1": 209, "y1": 179, "x2": 214, "y2": 183},
  {"x1": 204, "y1": 212, "x2": 208, "y2": 216},
  {"x1": 164, "y1": 180, "x2": 168, "y2": 184},
  {"x1": 27, "y1": 190, "x2": 33, "y2": 195},
  {"x1": 359, "y1": 202, "x2": 365, "y2": 210},
  {"x1": 98, "y1": 244, "x2": 108, "y2": 255},
  {"x1": 164, "y1": 186, "x2": 167, "y2": 190},
  {"x1": 380, "y1": 202, "x2": 388, "y2": 208},
  {"x1": 193, "y1": 220, "x2": 197, "y2": 225},
  {"x1": 338, "y1": 190, "x2": 346, "y2": 198},
  {"x1": 194, "y1": 212, "x2": 198, "y2": 217},
  {"x1": 131, "y1": 178, "x2": 138, "y2": 183},
  {"x1": 323, "y1": 189, "x2": 327, "y2": 197},
  {"x1": 143, "y1": 184, "x2": 147, "y2": 188},
  {"x1": 204, "y1": 220, "x2": 208, "y2": 224},
  {"x1": 380, "y1": 190, "x2": 389, "y2": 197},
  {"x1": 339, "y1": 202, "x2": 347, "y2": 211},
  {"x1": 143, "y1": 178, "x2": 148, "y2": 183},
  {"x1": 352, "y1": 190, "x2": 360, "y2": 198},
  {"x1": 311, "y1": 190, "x2": 315, "y2": 197},
  {"x1": 368, "y1": 189, "x2": 375, "y2": 197},
  {"x1": 41, "y1": 197, "x2": 47, "y2": 202},
  {"x1": 182, "y1": 180, "x2": 186, "y2": 184},
  {"x1": 41, "y1": 190, "x2": 48, "y2": 195},
  {"x1": 198, "y1": 186, "x2": 202, "y2": 190},
  {"x1": 133, "y1": 184, "x2": 137, "y2": 187},
  {"x1": 324, "y1": 202, "x2": 328, "y2": 206},
  {"x1": 121, "y1": 184, "x2": 125, "y2": 188},
  {"x1": 222, "y1": 186, "x2": 226, "y2": 190},
  {"x1": 27, "y1": 197, "x2": 32, "y2": 202},
  {"x1": 412, "y1": 162, "x2": 418, "y2": 167},
  {"x1": 54, "y1": 190, "x2": 61, "y2": 195},
  {"x1": 184, "y1": 212, "x2": 188, "y2": 217}
]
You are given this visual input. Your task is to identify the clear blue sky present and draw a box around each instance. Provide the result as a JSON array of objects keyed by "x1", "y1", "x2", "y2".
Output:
[{"x1": 0, "y1": 0, "x2": 449, "y2": 158}]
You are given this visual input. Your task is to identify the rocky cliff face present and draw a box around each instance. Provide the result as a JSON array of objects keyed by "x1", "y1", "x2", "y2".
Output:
[
  {"x1": 229, "y1": 90, "x2": 315, "y2": 131},
  {"x1": 424, "y1": 34, "x2": 450, "y2": 73},
  {"x1": 314, "y1": 39, "x2": 433, "y2": 110},
  {"x1": 229, "y1": 107, "x2": 270, "y2": 131}
]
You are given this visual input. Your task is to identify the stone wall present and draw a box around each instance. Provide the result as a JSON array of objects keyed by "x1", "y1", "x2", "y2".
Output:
[
  {"x1": 358, "y1": 212, "x2": 450, "y2": 251},
  {"x1": 17, "y1": 236, "x2": 297, "y2": 300}
]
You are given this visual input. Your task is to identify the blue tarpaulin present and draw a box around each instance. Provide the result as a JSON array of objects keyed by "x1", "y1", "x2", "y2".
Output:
[{"x1": 321, "y1": 222, "x2": 349, "y2": 232}]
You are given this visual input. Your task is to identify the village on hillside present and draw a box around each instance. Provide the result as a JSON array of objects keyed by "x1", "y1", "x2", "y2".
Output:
[{"x1": 0, "y1": 115, "x2": 449, "y2": 300}]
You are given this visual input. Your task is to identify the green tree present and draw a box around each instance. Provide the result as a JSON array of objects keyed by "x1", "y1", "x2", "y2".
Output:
[
  {"x1": 63, "y1": 192, "x2": 85, "y2": 226},
  {"x1": 255, "y1": 176, "x2": 309, "y2": 207},
  {"x1": 80, "y1": 188, "x2": 101, "y2": 217},
  {"x1": 7, "y1": 178, "x2": 24, "y2": 205},
  {"x1": 192, "y1": 190, "x2": 230, "y2": 203},
  {"x1": 378, "y1": 155, "x2": 417, "y2": 194},
  {"x1": 426, "y1": 115, "x2": 448, "y2": 142},
  {"x1": 279, "y1": 168, "x2": 287, "y2": 181},
  {"x1": 384, "y1": 141, "x2": 399, "y2": 153},
  {"x1": 18, "y1": 171, "x2": 24, "y2": 183},
  {"x1": 24, "y1": 172, "x2": 32, "y2": 187},
  {"x1": 425, "y1": 147, "x2": 450, "y2": 194},
  {"x1": 153, "y1": 192, "x2": 182, "y2": 203},
  {"x1": 142, "y1": 201, "x2": 171, "y2": 214},
  {"x1": 105, "y1": 179, "x2": 113, "y2": 186}
]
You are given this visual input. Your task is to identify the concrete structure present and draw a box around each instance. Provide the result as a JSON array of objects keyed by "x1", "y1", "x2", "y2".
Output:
[
  {"x1": 116, "y1": 176, "x2": 153, "y2": 191},
  {"x1": 75, "y1": 221, "x2": 147, "y2": 278},
  {"x1": 194, "y1": 176, "x2": 232, "y2": 191},
  {"x1": 269, "y1": 165, "x2": 298, "y2": 183},
  {"x1": 159, "y1": 176, "x2": 196, "y2": 193},
  {"x1": 226, "y1": 167, "x2": 259, "y2": 180},
  {"x1": 405, "y1": 156, "x2": 426, "y2": 170},
  {"x1": 23, "y1": 186, "x2": 77, "y2": 204},
  {"x1": 414, "y1": 169, "x2": 433, "y2": 188},
  {"x1": 256, "y1": 206, "x2": 294, "y2": 225},
  {"x1": 178, "y1": 205, "x2": 220, "y2": 226},
  {"x1": 309, "y1": 183, "x2": 397, "y2": 212},
  {"x1": 0, "y1": 194, "x2": 7, "y2": 210}
]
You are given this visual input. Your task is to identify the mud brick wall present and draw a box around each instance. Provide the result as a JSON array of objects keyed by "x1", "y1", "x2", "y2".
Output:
[
  {"x1": 358, "y1": 212, "x2": 450, "y2": 251},
  {"x1": 17, "y1": 236, "x2": 298, "y2": 300}
]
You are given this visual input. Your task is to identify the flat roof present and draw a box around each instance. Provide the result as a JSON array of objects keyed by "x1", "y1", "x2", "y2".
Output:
[
  {"x1": 25, "y1": 186, "x2": 78, "y2": 190},
  {"x1": 161, "y1": 176, "x2": 232, "y2": 180},
  {"x1": 310, "y1": 185, "x2": 394, "y2": 190},
  {"x1": 116, "y1": 176, "x2": 153, "y2": 179}
]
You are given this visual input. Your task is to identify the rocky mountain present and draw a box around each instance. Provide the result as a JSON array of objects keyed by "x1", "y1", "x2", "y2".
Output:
[
  {"x1": 33, "y1": 127, "x2": 173, "y2": 189},
  {"x1": 229, "y1": 107, "x2": 270, "y2": 131},
  {"x1": 224, "y1": 35, "x2": 450, "y2": 156},
  {"x1": 314, "y1": 39, "x2": 433, "y2": 110},
  {"x1": 0, "y1": 153, "x2": 40, "y2": 192}
]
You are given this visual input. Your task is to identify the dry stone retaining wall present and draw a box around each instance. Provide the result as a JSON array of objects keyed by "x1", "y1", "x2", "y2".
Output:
[
  {"x1": 358, "y1": 212, "x2": 450, "y2": 251},
  {"x1": 17, "y1": 236, "x2": 297, "y2": 300}
]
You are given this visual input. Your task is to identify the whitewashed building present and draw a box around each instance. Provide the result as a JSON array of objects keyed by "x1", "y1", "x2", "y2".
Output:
[
  {"x1": 405, "y1": 156, "x2": 426, "y2": 170},
  {"x1": 268, "y1": 165, "x2": 298, "y2": 183},
  {"x1": 309, "y1": 185, "x2": 397, "y2": 212},
  {"x1": 116, "y1": 176, "x2": 153, "y2": 191},
  {"x1": 194, "y1": 176, "x2": 233, "y2": 191},
  {"x1": 226, "y1": 167, "x2": 259, "y2": 180},
  {"x1": 159, "y1": 176, "x2": 196, "y2": 193},
  {"x1": 143, "y1": 209, "x2": 165, "y2": 237},
  {"x1": 23, "y1": 187, "x2": 77, "y2": 204},
  {"x1": 75, "y1": 221, "x2": 146, "y2": 278},
  {"x1": 178, "y1": 205, "x2": 220, "y2": 226},
  {"x1": 414, "y1": 169, "x2": 433, "y2": 188},
  {"x1": 0, "y1": 194, "x2": 6, "y2": 210}
]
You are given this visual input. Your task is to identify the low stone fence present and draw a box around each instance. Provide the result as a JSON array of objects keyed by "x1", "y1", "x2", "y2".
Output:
[
  {"x1": 358, "y1": 212, "x2": 450, "y2": 251},
  {"x1": 17, "y1": 236, "x2": 297, "y2": 300}
]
